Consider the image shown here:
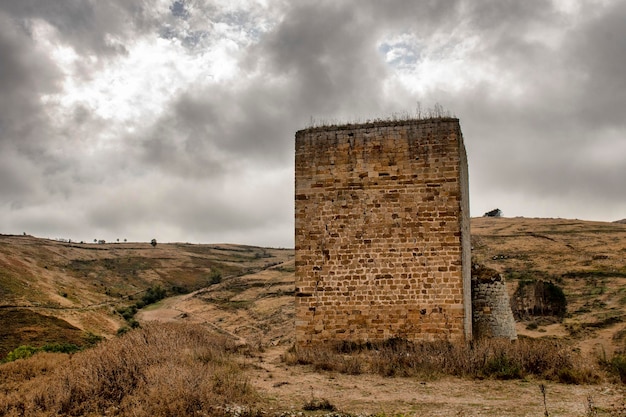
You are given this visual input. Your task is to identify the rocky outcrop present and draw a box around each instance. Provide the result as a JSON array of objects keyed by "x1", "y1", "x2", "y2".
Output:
[{"x1": 511, "y1": 280, "x2": 567, "y2": 319}]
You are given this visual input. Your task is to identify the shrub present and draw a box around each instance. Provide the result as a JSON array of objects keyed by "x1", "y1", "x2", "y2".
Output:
[
  {"x1": 483, "y1": 208, "x2": 502, "y2": 217},
  {"x1": 0, "y1": 323, "x2": 258, "y2": 416},
  {"x1": 483, "y1": 352, "x2": 522, "y2": 380},
  {"x1": 602, "y1": 353, "x2": 626, "y2": 383},
  {"x1": 544, "y1": 281, "x2": 567, "y2": 318},
  {"x1": 210, "y1": 269, "x2": 223, "y2": 285},
  {"x1": 303, "y1": 398, "x2": 335, "y2": 411},
  {"x1": 141, "y1": 284, "x2": 166, "y2": 305},
  {"x1": 4, "y1": 343, "x2": 82, "y2": 363},
  {"x1": 116, "y1": 305, "x2": 138, "y2": 321},
  {"x1": 526, "y1": 322, "x2": 539, "y2": 330},
  {"x1": 4, "y1": 345, "x2": 40, "y2": 362},
  {"x1": 116, "y1": 285, "x2": 167, "y2": 323},
  {"x1": 117, "y1": 326, "x2": 131, "y2": 336},
  {"x1": 84, "y1": 332, "x2": 104, "y2": 347},
  {"x1": 287, "y1": 337, "x2": 599, "y2": 383}
]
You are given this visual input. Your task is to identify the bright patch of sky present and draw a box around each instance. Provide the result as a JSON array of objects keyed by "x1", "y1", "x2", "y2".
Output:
[{"x1": 380, "y1": 30, "x2": 514, "y2": 97}]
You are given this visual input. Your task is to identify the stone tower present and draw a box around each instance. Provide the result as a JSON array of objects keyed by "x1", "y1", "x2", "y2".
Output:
[
  {"x1": 295, "y1": 118, "x2": 471, "y2": 345},
  {"x1": 471, "y1": 264, "x2": 518, "y2": 340}
]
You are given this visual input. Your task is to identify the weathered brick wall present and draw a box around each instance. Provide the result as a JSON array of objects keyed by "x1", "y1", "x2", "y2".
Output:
[
  {"x1": 295, "y1": 118, "x2": 472, "y2": 345},
  {"x1": 471, "y1": 264, "x2": 517, "y2": 340}
]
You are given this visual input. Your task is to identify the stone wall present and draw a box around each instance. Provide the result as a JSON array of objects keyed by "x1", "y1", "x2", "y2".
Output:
[
  {"x1": 295, "y1": 118, "x2": 472, "y2": 345},
  {"x1": 471, "y1": 264, "x2": 517, "y2": 340}
]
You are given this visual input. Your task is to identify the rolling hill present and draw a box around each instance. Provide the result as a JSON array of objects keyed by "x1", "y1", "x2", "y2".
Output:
[
  {"x1": 1, "y1": 217, "x2": 625, "y2": 358},
  {"x1": 1, "y1": 218, "x2": 625, "y2": 416},
  {"x1": 0, "y1": 234, "x2": 292, "y2": 357}
]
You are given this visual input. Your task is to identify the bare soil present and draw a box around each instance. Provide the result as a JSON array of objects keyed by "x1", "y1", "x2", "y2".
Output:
[{"x1": 250, "y1": 346, "x2": 625, "y2": 416}]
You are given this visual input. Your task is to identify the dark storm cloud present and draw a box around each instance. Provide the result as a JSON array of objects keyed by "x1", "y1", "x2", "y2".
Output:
[
  {"x1": 139, "y1": 0, "x2": 409, "y2": 179},
  {"x1": 137, "y1": 81, "x2": 297, "y2": 179},
  {"x1": 1, "y1": 0, "x2": 624, "y2": 245},
  {"x1": 0, "y1": 11, "x2": 60, "y2": 208},
  {"x1": 0, "y1": 12, "x2": 59, "y2": 143},
  {"x1": 0, "y1": 0, "x2": 157, "y2": 240},
  {"x1": 249, "y1": 1, "x2": 391, "y2": 118},
  {"x1": 463, "y1": 0, "x2": 554, "y2": 31},
  {"x1": 567, "y1": 0, "x2": 626, "y2": 129},
  {"x1": 0, "y1": 0, "x2": 157, "y2": 55},
  {"x1": 169, "y1": 0, "x2": 190, "y2": 20},
  {"x1": 386, "y1": 0, "x2": 625, "y2": 219}
]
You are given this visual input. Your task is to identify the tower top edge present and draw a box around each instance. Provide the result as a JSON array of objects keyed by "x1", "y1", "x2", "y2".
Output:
[{"x1": 296, "y1": 117, "x2": 460, "y2": 136}]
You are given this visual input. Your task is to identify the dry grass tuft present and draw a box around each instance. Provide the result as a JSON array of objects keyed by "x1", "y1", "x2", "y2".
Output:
[
  {"x1": 0, "y1": 322, "x2": 258, "y2": 417},
  {"x1": 286, "y1": 337, "x2": 601, "y2": 383}
]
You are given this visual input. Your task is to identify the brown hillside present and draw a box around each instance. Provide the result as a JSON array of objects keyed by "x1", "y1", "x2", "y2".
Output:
[
  {"x1": 138, "y1": 218, "x2": 626, "y2": 357},
  {"x1": 1, "y1": 219, "x2": 626, "y2": 416},
  {"x1": 471, "y1": 217, "x2": 626, "y2": 356},
  {"x1": 0, "y1": 234, "x2": 292, "y2": 357},
  {"x1": 2, "y1": 218, "x2": 626, "y2": 357}
]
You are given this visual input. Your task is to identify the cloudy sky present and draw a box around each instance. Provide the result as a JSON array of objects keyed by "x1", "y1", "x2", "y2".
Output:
[{"x1": 1, "y1": 0, "x2": 624, "y2": 247}]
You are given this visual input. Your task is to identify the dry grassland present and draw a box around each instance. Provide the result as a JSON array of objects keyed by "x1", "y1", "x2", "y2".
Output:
[{"x1": 1, "y1": 217, "x2": 625, "y2": 416}]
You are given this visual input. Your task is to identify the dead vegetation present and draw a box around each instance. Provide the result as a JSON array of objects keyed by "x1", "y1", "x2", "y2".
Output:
[
  {"x1": 0, "y1": 323, "x2": 258, "y2": 417},
  {"x1": 284, "y1": 337, "x2": 602, "y2": 384},
  {"x1": 1, "y1": 218, "x2": 626, "y2": 415}
]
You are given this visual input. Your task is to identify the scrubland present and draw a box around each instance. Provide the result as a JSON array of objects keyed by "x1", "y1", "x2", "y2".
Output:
[{"x1": 1, "y1": 217, "x2": 626, "y2": 416}]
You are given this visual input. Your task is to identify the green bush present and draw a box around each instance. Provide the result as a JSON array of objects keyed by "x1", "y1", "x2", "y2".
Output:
[
  {"x1": 42, "y1": 342, "x2": 82, "y2": 354},
  {"x1": 142, "y1": 285, "x2": 166, "y2": 305},
  {"x1": 544, "y1": 281, "x2": 567, "y2": 317},
  {"x1": 4, "y1": 345, "x2": 40, "y2": 362},
  {"x1": 209, "y1": 270, "x2": 222, "y2": 285},
  {"x1": 116, "y1": 285, "x2": 167, "y2": 323},
  {"x1": 116, "y1": 305, "x2": 138, "y2": 321},
  {"x1": 117, "y1": 326, "x2": 131, "y2": 336},
  {"x1": 526, "y1": 322, "x2": 539, "y2": 330},
  {"x1": 84, "y1": 332, "x2": 104, "y2": 347},
  {"x1": 4, "y1": 342, "x2": 82, "y2": 362}
]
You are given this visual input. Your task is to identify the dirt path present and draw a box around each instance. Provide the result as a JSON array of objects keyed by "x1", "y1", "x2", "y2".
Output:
[{"x1": 248, "y1": 345, "x2": 625, "y2": 417}]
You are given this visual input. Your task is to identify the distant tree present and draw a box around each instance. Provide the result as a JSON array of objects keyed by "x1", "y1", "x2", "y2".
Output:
[
  {"x1": 116, "y1": 238, "x2": 119, "y2": 243},
  {"x1": 124, "y1": 238, "x2": 127, "y2": 242},
  {"x1": 94, "y1": 239, "x2": 97, "y2": 243},
  {"x1": 141, "y1": 285, "x2": 166, "y2": 306},
  {"x1": 151, "y1": 238, "x2": 157, "y2": 247},
  {"x1": 483, "y1": 208, "x2": 502, "y2": 218}
]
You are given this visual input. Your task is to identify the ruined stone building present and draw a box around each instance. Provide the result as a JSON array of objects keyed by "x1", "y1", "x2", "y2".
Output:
[
  {"x1": 295, "y1": 118, "x2": 473, "y2": 345},
  {"x1": 471, "y1": 263, "x2": 518, "y2": 340}
]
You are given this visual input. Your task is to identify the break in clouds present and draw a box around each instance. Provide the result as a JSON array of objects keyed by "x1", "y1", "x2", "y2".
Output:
[{"x1": 0, "y1": 0, "x2": 624, "y2": 247}]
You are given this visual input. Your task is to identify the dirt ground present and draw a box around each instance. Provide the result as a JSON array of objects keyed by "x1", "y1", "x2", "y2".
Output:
[
  {"x1": 140, "y1": 296, "x2": 625, "y2": 417},
  {"x1": 247, "y1": 345, "x2": 625, "y2": 417}
]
